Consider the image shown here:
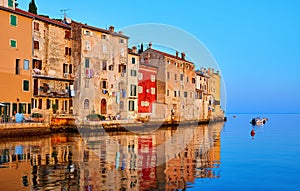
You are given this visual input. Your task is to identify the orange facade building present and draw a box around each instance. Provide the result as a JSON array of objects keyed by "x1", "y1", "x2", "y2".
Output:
[{"x1": 0, "y1": 5, "x2": 32, "y2": 117}]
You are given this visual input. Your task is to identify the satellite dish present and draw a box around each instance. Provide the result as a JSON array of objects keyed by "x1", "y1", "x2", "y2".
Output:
[{"x1": 66, "y1": 18, "x2": 72, "y2": 24}]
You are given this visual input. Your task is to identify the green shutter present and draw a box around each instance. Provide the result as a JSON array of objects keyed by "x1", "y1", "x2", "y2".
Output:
[
  {"x1": 8, "y1": 0, "x2": 14, "y2": 7},
  {"x1": 23, "y1": 80, "x2": 29, "y2": 91},
  {"x1": 10, "y1": 15, "x2": 17, "y2": 26},
  {"x1": 10, "y1": 40, "x2": 16, "y2": 48}
]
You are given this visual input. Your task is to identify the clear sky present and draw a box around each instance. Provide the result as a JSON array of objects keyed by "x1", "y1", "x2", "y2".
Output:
[{"x1": 17, "y1": 0, "x2": 300, "y2": 114}]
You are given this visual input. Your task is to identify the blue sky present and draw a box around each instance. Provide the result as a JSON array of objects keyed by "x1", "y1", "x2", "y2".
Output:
[{"x1": 17, "y1": 0, "x2": 300, "y2": 113}]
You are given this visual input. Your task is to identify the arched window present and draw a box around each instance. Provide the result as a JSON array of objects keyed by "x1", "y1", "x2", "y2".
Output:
[{"x1": 84, "y1": 99, "x2": 89, "y2": 109}]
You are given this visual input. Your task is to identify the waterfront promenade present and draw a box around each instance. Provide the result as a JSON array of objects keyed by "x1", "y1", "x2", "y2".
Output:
[{"x1": 0, "y1": 114, "x2": 225, "y2": 136}]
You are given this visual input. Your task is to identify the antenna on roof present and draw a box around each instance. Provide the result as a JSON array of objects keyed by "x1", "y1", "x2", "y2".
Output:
[{"x1": 60, "y1": 9, "x2": 70, "y2": 20}]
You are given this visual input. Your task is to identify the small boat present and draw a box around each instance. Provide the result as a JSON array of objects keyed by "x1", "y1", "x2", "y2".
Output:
[{"x1": 251, "y1": 117, "x2": 268, "y2": 126}]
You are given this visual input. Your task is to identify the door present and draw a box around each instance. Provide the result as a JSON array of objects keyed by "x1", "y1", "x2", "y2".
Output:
[{"x1": 101, "y1": 99, "x2": 107, "y2": 114}]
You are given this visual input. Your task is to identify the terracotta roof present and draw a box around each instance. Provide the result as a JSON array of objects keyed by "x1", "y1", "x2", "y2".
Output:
[
  {"x1": 72, "y1": 21, "x2": 129, "y2": 39},
  {"x1": 147, "y1": 48, "x2": 194, "y2": 64},
  {"x1": 128, "y1": 48, "x2": 139, "y2": 56},
  {"x1": 15, "y1": 8, "x2": 71, "y2": 29}
]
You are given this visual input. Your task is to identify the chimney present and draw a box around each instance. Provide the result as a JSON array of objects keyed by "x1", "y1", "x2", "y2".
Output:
[
  {"x1": 118, "y1": 31, "x2": 123, "y2": 35},
  {"x1": 149, "y1": 41, "x2": 152, "y2": 49},
  {"x1": 109, "y1": 26, "x2": 115, "y2": 33},
  {"x1": 132, "y1": 46, "x2": 137, "y2": 53},
  {"x1": 208, "y1": 68, "x2": 211, "y2": 75},
  {"x1": 181, "y1": 52, "x2": 186, "y2": 60},
  {"x1": 176, "y1": 51, "x2": 179, "y2": 58},
  {"x1": 212, "y1": 68, "x2": 214, "y2": 74}
]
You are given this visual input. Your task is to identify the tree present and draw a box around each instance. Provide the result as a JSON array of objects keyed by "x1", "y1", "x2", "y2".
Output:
[{"x1": 28, "y1": 0, "x2": 37, "y2": 14}]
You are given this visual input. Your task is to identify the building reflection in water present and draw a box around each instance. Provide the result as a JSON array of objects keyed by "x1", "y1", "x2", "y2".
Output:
[{"x1": 0, "y1": 122, "x2": 223, "y2": 190}]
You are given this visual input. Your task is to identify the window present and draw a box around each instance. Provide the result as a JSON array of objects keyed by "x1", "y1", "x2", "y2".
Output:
[
  {"x1": 28, "y1": 103, "x2": 31, "y2": 114},
  {"x1": 151, "y1": 87, "x2": 155, "y2": 95},
  {"x1": 174, "y1": 74, "x2": 177, "y2": 81},
  {"x1": 102, "y1": 80, "x2": 107, "y2": 89},
  {"x1": 46, "y1": 99, "x2": 51, "y2": 109},
  {"x1": 33, "y1": 59, "x2": 42, "y2": 70},
  {"x1": 138, "y1": 73, "x2": 143, "y2": 80},
  {"x1": 132, "y1": 57, "x2": 136, "y2": 64},
  {"x1": 151, "y1": 75, "x2": 155, "y2": 82},
  {"x1": 130, "y1": 85, "x2": 137, "y2": 96},
  {"x1": 184, "y1": 91, "x2": 188, "y2": 98},
  {"x1": 102, "y1": 61, "x2": 107, "y2": 70},
  {"x1": 85, "y1": 58, "x2": 90, "y2": 68},
  {"x1": 23, "y1": 60, "x2": 29, "y2": 70},
  {"x1": 118, "y1": 64, "x2": 126, "y2": 73},
  {"x1": 34, "y1": 22, "x2": 39, "y2": 31},
  {"x1": 34, "y1": 41, "x2": 39, "y2": 49},
  {"x1": 120, "y1": 38, "x2": 124, "y2": 44},
  {"x1": 10, "y1": 14, "x2": 17, "y2": 26},
  {"x1": 63, "y1": 63, "x2": 68, "y2": 73},
  {"x1": 84, "y1": 99, "x2": 89, "y2": 109},
  {"x1": 180, "y1": 74, "x2": 184, "y2": 81},
  {"x1": 129, "y1": 100, "x2": 135, "y2": 111},
  {"x1": 108, "y1": 65, "x2": 114, "y2": 71},
  {"x1": 38, "y1": 99, "x2": 42, "y2": 109},
  {"x1": 15, "y1": 59, "x2": 20, "y2": 75},
  {"x1": 167, "y1": 72, "x2": 170, "y2": 79},
  {"x1": 65, "y1": 31, "x2": 71, "y2": 39},
  {"x1": 167, "y1": 89, "x2": 169, "y2": 96},
  {"x1": 23, "y1": 80, "x2": 29, "y2": 91},
  {"x1": 19, "y1": 103, "x2": 26, "y2": 114},
  {"x1": 65, "y1": 47, "x2": 71, "y2": 55},
  {"x1": 102, "y1": 34, "x2": 106, "y2": 39},
  {"x1": 69, "y1": 64, "x2": 73, "y2": 74},
  {"x1": 131, "y1": 70, "x2": 137, "y2": 76},
  {"x1": 174, "y1": 91, "x2": 177, "y2": 97},
  {"x1": 138, "y1": 86, "x2": 143, "y2": 93},
  {"x1": 85, "y1": 41, "x2": 91, "y2": 51},
  {"x1": 10, "y1": 39, "x2": 17, "y2": 48},
  {"x1": 178, "y1": 91, "x2": 181, "y2": 97},
  {"x1": 192, "y1": 78, "x2": 196, "y2": 84},
  {"x1": 8, "y1": 0, "x2": 14, "y2": 7},
  {"x1": 186, "y1": 76, "x2": 189, "y2": 83},
  {"x1": 85, "y1": 79, "x2": 89, "y2": 88}
]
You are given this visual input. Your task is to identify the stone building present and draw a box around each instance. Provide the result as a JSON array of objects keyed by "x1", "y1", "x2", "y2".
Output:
[
  {"x1": 195, "y1": 69, "x2": 210, "y2": 119},
  {"x1": 19, "y1": 11, "x2": 75, "y2": 116},
  {"x1": 71, "y1": 22, "x2": 129, "y2": 119},
  {"x1": 208, "y1": 68, "x2": 223, "y2": 118},
  {"x1": 0, "y1": 5, "x2": 33, "y2": 117},
  {"x1": 127, "y1": 47, "x2": 139, "y2": 119},
  {"x1": 140, "y1": 44, "x2": 196, "y2": 121}
]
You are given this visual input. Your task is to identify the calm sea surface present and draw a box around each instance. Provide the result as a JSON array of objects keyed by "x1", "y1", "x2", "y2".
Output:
[{"x1": 0, "y1": 114, "x2": 299, "y2": 190}]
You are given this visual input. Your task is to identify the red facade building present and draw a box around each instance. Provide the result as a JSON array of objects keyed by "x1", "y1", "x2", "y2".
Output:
[{"x1": 138, "y1": 64, "x2": 157, "y2": 113}]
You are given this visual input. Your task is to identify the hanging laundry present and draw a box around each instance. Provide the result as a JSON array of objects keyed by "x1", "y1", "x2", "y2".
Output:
[
  {"x1": 86, "y1": 69, "x2": 93, "y2": 78},
  {"x1": 116, "y1": 92, "x2": 120, "y2": 104},
  {"x1": 122, "y1": 89, "x2": 126, "y2": 98}
]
